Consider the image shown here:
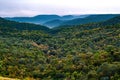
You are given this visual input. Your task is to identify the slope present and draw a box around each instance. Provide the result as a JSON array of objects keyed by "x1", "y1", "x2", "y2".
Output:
[
  {"x1": 5, "y1": 15, "x2": 88, "y2": 28},
  {"x1": 6, "y1": 15, "x2": 61, "y2": 24},
  {"x1": 43, "y1": 19, "x2": 64, "y2": 28},
  {"x1": 0, "y1": 15, "x2": 120, "y2": 80},
  {"x1": 62, "y1": 14, "x2": 119, "y2": 25},
  {"x1": 0, "y1": 17, "x2": 50, "y2": 32},
  {"x1": 101, "y1": 15, "x2": 120, "y2": 26}
]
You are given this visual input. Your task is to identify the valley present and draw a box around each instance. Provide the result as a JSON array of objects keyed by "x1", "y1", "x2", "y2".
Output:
[{"x1": 0, "y1": 15, "x2": 120, "y2": 80}]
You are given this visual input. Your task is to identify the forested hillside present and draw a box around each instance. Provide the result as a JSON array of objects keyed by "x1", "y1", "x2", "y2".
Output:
[
  {"x1": 60, "y1": 14, "x2": 119, "y2": 26},
  {"x1": 6, "y1": 15, "x2": 88, "y2": 28},
  {"x1": 0, "y1": 16, "x2": 120, "y2": 80},
  {"x1": 43, "y1": 14, "x2": 119, "y2": 28},
  {"x1": 6, "y1": 14, "x2": 119, "y2": 28},
  {"x1": 0, "y1": 17, "x2": 50, "y2": 31}
]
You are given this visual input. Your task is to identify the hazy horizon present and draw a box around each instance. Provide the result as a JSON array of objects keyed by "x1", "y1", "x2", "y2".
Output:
[{"x1": 0, "y1": 0, "x2": 120, "y2": 17}]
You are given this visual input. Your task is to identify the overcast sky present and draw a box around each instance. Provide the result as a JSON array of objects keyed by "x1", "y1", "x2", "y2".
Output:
[{"x1": 0, "y1": 0, "x2": 120, "y2": 17}]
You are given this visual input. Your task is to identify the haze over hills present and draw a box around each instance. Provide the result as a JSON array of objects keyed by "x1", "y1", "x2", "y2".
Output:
[
  {"x1": 44, "y1": 14, "x2": 120, "y2": 28},
  {"x1": 0, "y1": 17, "x2": 50, "y2": 32},
  {"x1": 5, "y1": 15, "x2": 88, "y2": 28},
  {"x1": 6, "y1": 15, "x2": 61, "y2": 24},
  {"x1": 101, "y1": 15, "x2": 120, "y2": 26},
  {"x1": 5, "y1": 14, "x2": 119, "y2": 28},
  {"x1": 62, "y1": 14, "x2": 119, "y2": 25},
  {"x1": 43, "y1": 19, "x2": 64, "y2": 28}
]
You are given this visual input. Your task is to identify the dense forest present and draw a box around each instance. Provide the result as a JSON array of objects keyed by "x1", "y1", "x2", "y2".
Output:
[{"x1": 0, "y1": 16, "x2": 120, "y2": 80}]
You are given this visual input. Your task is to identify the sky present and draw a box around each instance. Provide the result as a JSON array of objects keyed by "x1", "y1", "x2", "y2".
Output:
[{"x1": 0, "y1": 0, "x2": 120, "y2": 17}]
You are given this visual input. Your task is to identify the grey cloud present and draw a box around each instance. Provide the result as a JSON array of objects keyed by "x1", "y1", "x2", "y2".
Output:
[{"x1": 0, "y1": 0, "x2": 120, "y2": 17}]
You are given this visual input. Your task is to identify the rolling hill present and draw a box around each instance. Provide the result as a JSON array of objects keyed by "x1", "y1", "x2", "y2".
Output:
[
  {"x1": 61, "y1": 14, "x2": 119, "y2": 25},
  {"x1": 101, "y1": 15, "x2": 120, "y2": 26},
  {"x1": 42, "y1": 14, "x2": 119, "y2": 27},
  {"x1": 5, "y1": 15, "x2": 88, "y2": 28},
  {"x1": 43, "y1": 19, "x2": 64, "y2": 28},
  {"x1": 0, "y1": 15, "x2": 120, "y2": 80},
  {"x1": 0, "y1": 17, "x2": 50, "y2": 32},
  {"x1": 6, "y1": 15, "x2": 61, "y2": 24}
]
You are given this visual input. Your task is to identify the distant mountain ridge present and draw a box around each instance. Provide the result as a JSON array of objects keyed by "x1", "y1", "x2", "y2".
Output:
[
  {"x1": 0, "y1": 17, "x2": 50, "y2": 32},
  {"x1": 5, "y1": 15, "x2": 88, "y2": 28},
  {"x1": 5, "y1": 14, "x2": 120, "y2": 28},
  {"x1": 61, "y1": 14, "x2": 119, "y2": 25},
  {"x1": 101, "y1": 15, "x2": 120, "y2": 26},
  {"x1": 6, "y1": 15, "x2": 61, "y2": 24}
]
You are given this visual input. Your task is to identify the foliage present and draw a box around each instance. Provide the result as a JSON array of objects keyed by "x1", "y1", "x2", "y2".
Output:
[{"x1": 0, "y1": 17, "x2": 120, "y2": 79}]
